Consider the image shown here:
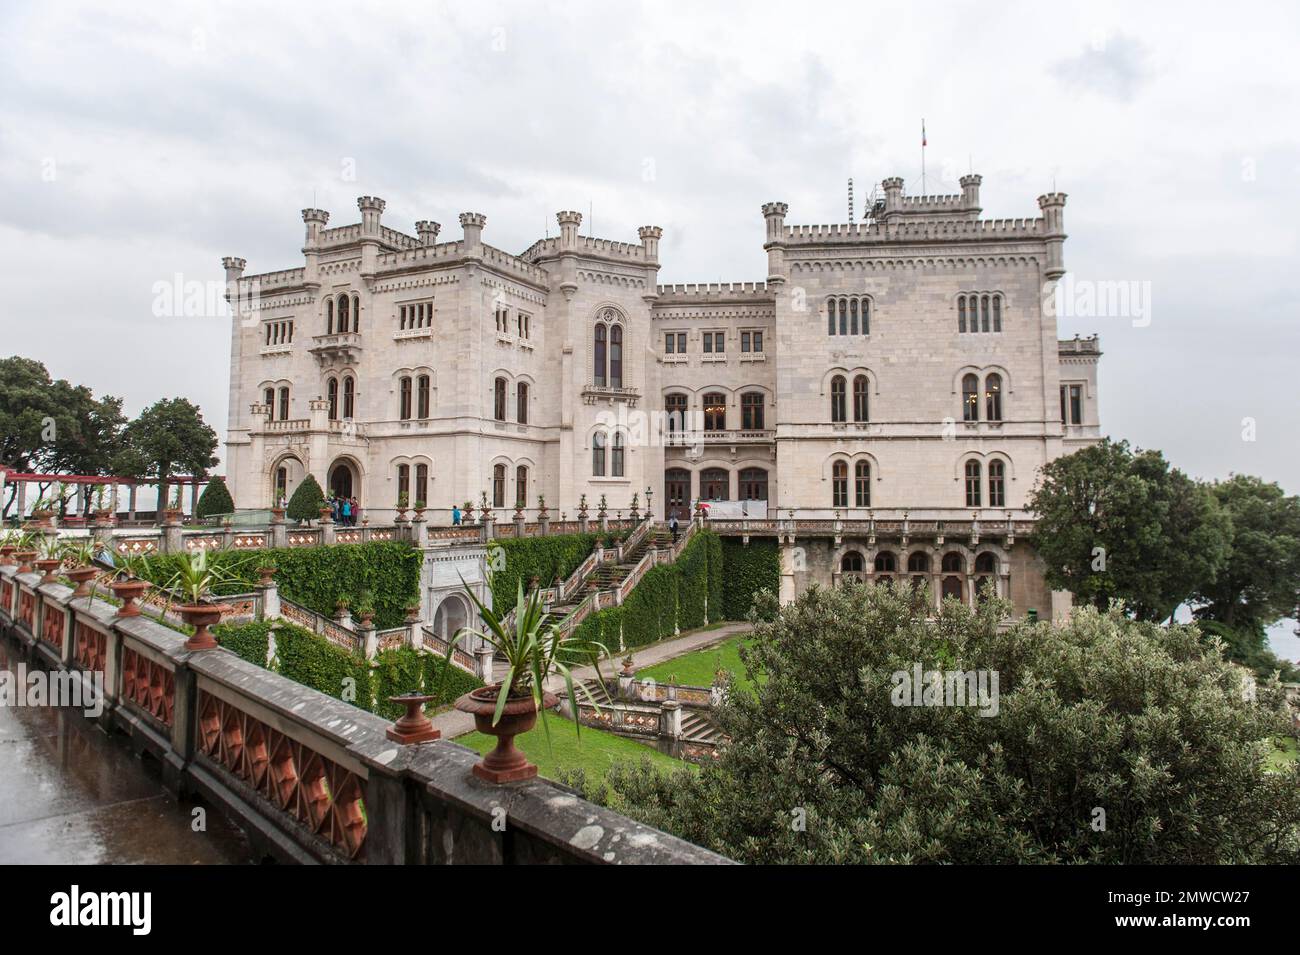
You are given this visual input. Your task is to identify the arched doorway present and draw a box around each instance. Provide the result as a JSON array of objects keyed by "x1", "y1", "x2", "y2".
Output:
[
  {"x1": 664, "y1": 468, "x2": 691, "y2": 520},
  {"x1": 269, "y1": 454, "x2": 305, "y2": 508},
  {"x1": 433, "y1": 595, "x2": 470, "y2": 647},
  {"x1": 329, "y1": 463, "x2": 354, "y2": 499}
]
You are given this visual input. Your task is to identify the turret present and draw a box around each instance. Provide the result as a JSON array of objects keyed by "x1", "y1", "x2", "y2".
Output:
[
  {"x1": 761, "y1": 202, "x2": 788, "y2": 286},
  {"x1": 357, "y1": 196, "x2": 386, "y2": 236},
  {"x1": 557, "y1": 210, "x2": 582, "y2": 249},
  {"x1": 222, "y1": 256, "x2": 246, "y2": 285},
  {"x1": 882, "y1": 177, "x2": 904, "y2": 215},
  {"x1": 638, "y1": 225, "x2": 662, "y2": 262},
  {"x1": 459, "y1": 212, "x2": 486, "y2": 254},
  {"x1": 1037, "y1": 192, "x2": 1068, "y2": 279},
  {"x1": 959, "y1": 174, "x2": 982, "y2": 211},
  {"x1": 301, "y1": 208, "x2": 329, "y2": 246},
  {"x1": 415, "y1": 220, "x2": 441, "y2": 246}
]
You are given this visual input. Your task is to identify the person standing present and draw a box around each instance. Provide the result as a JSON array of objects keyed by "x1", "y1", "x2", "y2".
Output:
[
  {"x1": 451, "y1": 503, "x2": 462, "y2": 526},
  {"x1": 670, "y1": 513, "x2": 679, "y2": 543},
  {"x1": 341, "y1": 497, "x2": 352, "y2": 526}
]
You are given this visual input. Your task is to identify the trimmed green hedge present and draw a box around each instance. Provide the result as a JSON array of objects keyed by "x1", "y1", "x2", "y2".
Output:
[
  {"x1": 719, "y1": 536, "x2": 780, "y2": 621},
  {"x1": 213, "y1": 619, "x2": 271, "y2": 667},
  {"x1": 487, "y1": 533, "x2": 604, "y2": 610},
  {"x1": 139, "y1": 541, "x2": 421, "y2": 629},
  {"x1": 274, "y1": 620, "x2": 373, "y2": 708}
]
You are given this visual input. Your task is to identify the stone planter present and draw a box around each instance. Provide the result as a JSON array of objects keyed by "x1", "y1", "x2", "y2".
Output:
[
  {"x1": 270, "y1": 507, "x2": 286, "y2": 521},
  {"x1": 35, "y1": 558, "x2": 62, "y2": 585},
  {"x1": 109, "y1": 579, "x2": 150, "y2": 617},
  {"x1": 386, "y1": 693, "x2": 440, "y2": 744},
  {"x1": 455, "y1": 685, "x2": 557, "y2": 783},
  {"x1": 178, "y1": 604, "x2": 230, "y2": 651},
  {"x1": 64, "y1": 566, "x2": 99, "y2": 599},
  {"x1": 14, "y1": 551, "x2": 37, "y2": 574},
  {"x1": 93, "y1": 509, "x2": 116, "y2": 525},
  {"x1": 27, "y1": 509, "x2": 55, "y2": 529},
  {"x1": 358, "y1": 611, "x2": 376, "y2": 628},
  {"x1": 256, "y1": 566, "x2": 277, "y2": 587},
  {"x1": 319, "y1": 506, "x2": 333, "y2": 523},
  {"x1": 162, "y1": 508, "x2": 182, "y2": 525},
  {"x1": 0, "y1": 545, "x2": 15, "y2": 565}
]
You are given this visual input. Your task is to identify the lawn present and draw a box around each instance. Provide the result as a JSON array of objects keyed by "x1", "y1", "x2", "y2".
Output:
[
  {"x1": 636, "y1": 634, "x2": 754, "y2": 693},
  {"x1": 455, "y1": 713, "x2": 688, "y2": 783},
  {"x1": 1264, "y1": 736, "x2": 1298, "y2": 772}
]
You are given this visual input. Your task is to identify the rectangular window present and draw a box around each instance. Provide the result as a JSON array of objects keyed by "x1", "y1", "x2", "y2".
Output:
[
  {"x1": 518, "y1": 312, "x2": 530, "y2": 339},
  {"x1": 1070, "y1": 385, "x2": 1082, "y2": 425},
  {"x1": 665, "y1": 333, "x2": 676, "y2": 354},
  {"x1": 702, "y1": 333, "x2": 713, "y2": 354},
  {"x1": 741, "y1": 331, "x2": 751, "y2": 352}
]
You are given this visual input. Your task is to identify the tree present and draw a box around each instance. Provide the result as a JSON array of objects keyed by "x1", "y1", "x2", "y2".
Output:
[
  {"x1": 115, "y1": 398, "x2": 218, "y2": 505},
  {"x1": 195, "y1": 476, "x2": 235, "y2": 520},
  {"x1": 0, "y1": 356, "x2": 126, "y2": 516},
  {"x1": 286, "y1": 474, "x2": 325, "y2": 523},
  {"x1": 1194, "y1": 475, "x2": 1300, "y2": 631},
  {"x1": 569, "y1": 583, "x2": 1300, "y2": 864},
  {"x1": 1027, "y1": 439, "x2": 1229, "y2": 621}
]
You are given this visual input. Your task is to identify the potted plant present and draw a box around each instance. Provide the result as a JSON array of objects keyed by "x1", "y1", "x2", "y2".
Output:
[
  {"x1": 478, "y1": 491, "x2": 490, "y2": 524},
  {"x1": 621, "y1": 653, "x2": 635, "y2": 677},
  {"x1": 26, "y1": 494, "x2": 56, "y2": 529},
  {"x1": 514, "y1": 499, "x2": 525, "y2": 520},
  {"x1": 159, "y1": 554, "x2": 237, "y2": 651},
  {"x1": 162, "y1": 486, "x2": 184, "y2": 524},
  {"x1": 110, "y1": 552, "x2": 152, "y2": 616},
  {"x1": 537, "y1": 494, "x2": 548, "y2": 520},
  {"x1": 334, "y1": 596, "x2": 351, "y2": 616},
  {"x1": 60, "y1": 537, "x2": 101, "y2": 598},
  {"x1": 462, "y1": 500, "x2": 475, "y2": 524},
  {"x1": 92, "y1": 486, "x2": 115, "y2": 524},
  {"x1": 444, "y1": 579, "x2": 609, "y2": 783},
  {"x1": 395, "y1": 491, "x2": 409, "y2": 521},
  {"x1": 34, "y1": 533, "x2": 63, "y2": 584},
  {"x1": 255, "y1": 565, "x2": 277, "y2": 587},
  {"x1": 413, "y1": 499, "x2": 426, "y2": 518},
  {"x1": 354, "y1": 591, "x2": 376, "y2": 627},
  {"x1": 403, "y1": 603, "x2": 422, "y2": 624}
]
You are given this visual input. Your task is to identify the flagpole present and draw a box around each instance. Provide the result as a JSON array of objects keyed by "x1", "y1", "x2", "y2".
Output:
[{"x1": 921, "y1": 118, "x2": 927, "y2": 195}]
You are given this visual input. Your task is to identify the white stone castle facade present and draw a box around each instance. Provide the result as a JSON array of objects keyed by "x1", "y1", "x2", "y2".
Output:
[{"x1": 222, "y1": 173, "x2": 1100, "y2": 613}]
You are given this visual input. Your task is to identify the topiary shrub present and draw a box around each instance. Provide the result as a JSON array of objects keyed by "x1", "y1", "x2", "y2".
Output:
[
  {"x1": 196, "y1": 476, "x2": 235, "y2": 520},
  {"x1": 286, "y1": 474, "x2": 325, "y2": 523}
]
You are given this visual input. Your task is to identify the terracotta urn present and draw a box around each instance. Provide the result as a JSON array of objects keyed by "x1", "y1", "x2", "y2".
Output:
[
  {"x1": 395, "y1": 508, "x2": 407, "y2": 522},
  {"x1": 109, "y1": 579, "x2": 150, "y2": 617},
  {"x1": 270, "y1": 506, "x2": 286, "y2": 522},
  {"x1": 256, "y1": 565, "x2": 277, "y2": 587},
  {"x1": 65, "y1": 566, "x2": 99, "y2": 599},
  {"x1": 28, "y1": 508, "x2": 55, "y2": 528},
  {"x1": 403, "y1": 604, "x2": 421, "y2": 624},
  {"x1": 178, "y1": 603, "x2": 231, "y2": 651},
  {"x1": 0, "y1": 545, "x2": 15, "y2": 565},
  {"x1": 162, "y1": 508, "x2": 182, "y2": 525},
  {"x1": 319, "y1": 505, "x2": 333, "y2": 523},
  {"x1": 455, "y1": 685, "x2": 557, "y2": 783},
  {"x1": 14, "y1": 550, "x2": 37, "y2": 574},
  {"x1": 386, "y1": 693, "x2": 440, "y2": 744},
  {"x1": 35, "y1": 558, "x2": 62, "y2": 585},
  {"x1": 94, "y1": 508, "x2": 116, "y2": 525},
  {"x1": 358, "y1": 611, "x2": 376, "y2": 627}
]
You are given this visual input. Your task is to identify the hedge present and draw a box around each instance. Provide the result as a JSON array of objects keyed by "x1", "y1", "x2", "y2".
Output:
[
  {"x1": 273, "y1": 620, "x2": 373, "y2": 709},
  {"x1": 213, "y1": 619, "x2": 271, "y2": 667},
  {"x1": 139, "y1": 541, "x2": 421, "y2": 629},
  {"x1": 719, "y1": 536, "x2": 780, "y2": 621},
  {"x1": 487, "y1": 533, "x2": 605, "y2": 610}
]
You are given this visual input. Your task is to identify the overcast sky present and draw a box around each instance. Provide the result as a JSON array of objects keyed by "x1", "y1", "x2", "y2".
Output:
[{"x1": 2, "y1": 1, "x2": 1298, "y2": 650}]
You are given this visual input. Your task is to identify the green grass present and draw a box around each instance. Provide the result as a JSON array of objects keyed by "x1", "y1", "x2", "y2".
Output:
[
  {"x1": 455, "y1": 713, "x2": 687, "y2": 782},
  {"x1": 636, "y1": 634, "x2": 754, "y2": 693},
  {"x1": 1264, "y1": 736, "x2": 1298, "y2": 772}
]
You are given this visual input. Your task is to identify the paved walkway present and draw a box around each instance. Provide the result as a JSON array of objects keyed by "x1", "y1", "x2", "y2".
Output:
[{"x1": 432, "y1": 622, "x2": 750, "y2": 738}]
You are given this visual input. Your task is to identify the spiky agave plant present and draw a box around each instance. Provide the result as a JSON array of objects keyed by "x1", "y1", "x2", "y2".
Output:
[{"x1": 441, "y1": 576, "x2": 610, "y2": 751}]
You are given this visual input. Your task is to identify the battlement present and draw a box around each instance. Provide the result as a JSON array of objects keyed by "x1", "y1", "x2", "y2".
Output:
[
  {"x1": 1058, "y1": 334, "x2": 1101, "y2": 357},
  {"x1": 781, "y1": 216, "x2": 1044, "y2": 245},
  {"x1": 654, "y1": 281, "x2": 772, "y2": 301}
]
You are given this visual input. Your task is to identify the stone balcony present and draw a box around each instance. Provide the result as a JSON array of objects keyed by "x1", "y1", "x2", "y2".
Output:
[
  {"x1": 309, "y1": 332, "x2": 363, "y2": 368},
  {"x1": 582, "y1": 384, "x2": 641, "y2": 407}
]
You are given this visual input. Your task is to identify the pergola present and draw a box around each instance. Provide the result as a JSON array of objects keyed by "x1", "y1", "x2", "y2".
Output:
[{"x1": 0, "y1": 468, "x2": 210, "y2": 524}]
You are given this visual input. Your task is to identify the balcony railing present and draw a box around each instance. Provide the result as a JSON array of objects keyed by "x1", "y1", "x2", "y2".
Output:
[{"x1": 309, "y1": 332, "x2": 363, "y2": 366}]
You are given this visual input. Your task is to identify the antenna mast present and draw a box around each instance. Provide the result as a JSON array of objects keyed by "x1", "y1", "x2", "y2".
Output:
[{"x1": 847, "y1": 178, "x2": 854, "y2": 223}]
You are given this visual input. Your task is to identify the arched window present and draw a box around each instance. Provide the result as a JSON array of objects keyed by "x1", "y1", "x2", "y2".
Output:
[
  {"x1": 343, "y1": 376, "x2": 355, "y2": 419},
  {"x1": 988, "y1": 459, "x2": 1006, "y2": 507},
  {"x1": 739, "y1": 467, "x2": 768, "y2": 501},
  {"x1": 515, "y1": 466, "x2": 528, "y2": 508},
  {"x1": 278, "y1": 387, "x2": 289, "y2": 421},
  {"x1": 399, "y1": 376, "x2": 412, "y2": 420},
  {"x1": 907, "y1": 552, "x2": 931, "y2": 574},
  {"x1": 352, "y1": 293, "x2": 360, "y2": 331},
  {"x1": 415, "y1": 375, "x2": 428, "y2": 419},
  {"x1": 965, "y1": 460, "x2": 982, "y2": 507},
  {"x1": 827, "y1": 299, "x2": 837, "y2": 335},
  {"x1": 701, "y1": 468, "x2": 729, "y2": 501},
  {"x1": 326, "y1": 299, "x2": 334, "y2": 335},
  {"x1": 492, "y1": 464, "x2": 505, "y2": 508},
  {"x1": 874, "y1": 551, "x2": 896, "y2": 584},
  {"x1": 433, "y1": 596, "x2": 468, "y2": 643},
  {"x1": 985, "y1": 373, "x2": 1002, "y2": 422},
  {"x1": 593, "y1": 324, "x2": 607, "y2": 387},
  {"x1": 415, "y1": 463, "x2": 428, "y2": 505},
  {"x1": 962, "y1": 373, "x2": 979, "y2": 422},
  {"x1": 274, "y1": 466, "x2": 288, "y2": 503},
  {"x1": 832, "y1": 460, "x2": 848, "y2": 508},
  {"x1": 611, "y1": 432, "x2": 625, "y2": 477},
  {"x1": 852, "y1": 375, "x2": 869, "y2": 423},
  {"x1": 703, "y1": 393, "x2": 727, "y2": 431},
  {"x1": 958, "y1": 295, "x2": 967, "y2": 333},
  {"x1": 854, "y1": 460, "x2": 871, "y2": 507},
  {"x1": 665, "y1": 393, "x2": 688, "y2": 438},
  {"x1": 975, "y1": 552, "x2": 998, "y2": 574},
  {"x1": 974, "y1": 552, "x2": 998, "y2": 604},
  {"x1": 980, "y1": 294, "x2": 990, "y2": 333},
  {"x1": 992, "y1": 295, "x2": 1002, "y2": 332},
  {"x1": 830, "y1": 376, "x2": 846, "y2": 423},
  {"x1": 493, "y1": 377, "x2": 506, "y2": 421},
  {"x1": 609, "y1": 324, "x2": 623, "y2": 389},
  {"x1": 942, "y1": 552, "x2": 964, "y2": 573},
  {"x1": 849, "y1": 298, "x2": 859, "y2": 335},
  {"x1": 338, "y1": 294, "x2": 350, "y2": 334},
  {"x1": 741, "y1": 392, "x2": 764, "y2": 430},
  {"x1": 263, "y1": 387, "x2": 275, "y2": 417},
  {"x1": 592, "y1": 432, "x2": 606, "y2": 476},
  {"x1": 516, "y1": 382, "x2": 528, "y2": 424},
  {"x1": 326, "y1": 378, "x2": 338, "y2": 420},
  {"x1": 841, "y1": 551, "x2": 864, "y2": 573},
  {"x1": 397, "y1": 464, "x2": 410, "y2": 502}
]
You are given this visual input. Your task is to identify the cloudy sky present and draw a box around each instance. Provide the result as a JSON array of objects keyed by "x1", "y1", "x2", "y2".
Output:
[{"x1": 2, "y1": 1, "x2": 1298, "y2": 648}]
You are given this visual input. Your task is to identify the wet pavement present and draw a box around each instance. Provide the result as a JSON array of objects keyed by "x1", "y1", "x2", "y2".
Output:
[{"x1": 0, "y1": 639, "x2": 254, "y2": 864}]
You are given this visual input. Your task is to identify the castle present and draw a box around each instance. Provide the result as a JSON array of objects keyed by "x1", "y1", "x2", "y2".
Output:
[{"x1": 222, "y1": 173, "x2": 1100, "y2": 616}]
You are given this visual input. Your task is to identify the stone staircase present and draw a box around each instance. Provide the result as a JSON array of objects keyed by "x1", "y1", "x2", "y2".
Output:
[
  {"x1": 577, "y1": 528, "x2": 675, "y2": 600},
  {"x1": 680, "y1": 708, "x2": 721, "y2": 744}
]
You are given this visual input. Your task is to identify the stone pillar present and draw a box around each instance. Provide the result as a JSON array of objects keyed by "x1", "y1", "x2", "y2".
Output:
[
  {"x1": 411, "y1": 512, "x2": 428, "y2": 547},
  {"x1": 660, "y1": 700, "x2": 682, "y2": 739},
  {"x1": 539, "y1": 512, "x2": 550, "y2": 536},
  {"x1": 514, "y1": 512, "x2": 525, "y2": 537},
  {"x1": 779, "y1": 541, "x2": 798, "y2": 606},
  {"x1": 257, "y1": 577, "x2": 280, "y2": 621},
  {"x1": 222, "y1": 521, "x2": 234, "y2": 549},
  {"x1": 161, "y1": 510, "x2": 183, "y2": 554},
  {"x1": 360, "y1": 620, "x2": 378, "y2": 661},
  {"x1": 618, "y1": 669, "x2": 635, "y2": 701},
  {"x1": 127, "y1": 484, "x2": 136, "y2": 521},
  {"x1": 475, "y1": 647, "x2": 495, "y2": 683},
  {"x1": 320, "y1": 512, "x2": 336, "y2": 545},
  {"x1": 270, "y1": 508, "x2": 287, "y2": 549},
  {"x1": 578, "y1": 514, "x2": 589, "y2": 534},
  {"x1": 334, "y1": 606, "x2": 353, "y2": 631},
  {"x1": 408, "y1": 616, "x2": 423, "y2": 650}
]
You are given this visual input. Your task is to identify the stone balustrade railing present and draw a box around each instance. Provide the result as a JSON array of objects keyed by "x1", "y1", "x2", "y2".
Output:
[{"x1": 0, "y1": 561, "x2": 731, "y2": 865}]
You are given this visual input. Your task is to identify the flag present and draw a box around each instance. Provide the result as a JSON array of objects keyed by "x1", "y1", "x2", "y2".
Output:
[{"x1": 922, "y1": 120, "x2": 927, "y2": 147}]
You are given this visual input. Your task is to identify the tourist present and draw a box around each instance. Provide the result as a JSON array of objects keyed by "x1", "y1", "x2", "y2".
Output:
[
  {"x1": 341, "y1": 497, "x2": 352, "y2": 526},
  {"x1": 350, "y1": 497, "x2": 359, "y2": 525},
  {"x1": 451, "y1": 503, "x2": 462, "y2": 526},
  {"x1": 670, "y1": 513, "x2": 679, "y2": 542}
]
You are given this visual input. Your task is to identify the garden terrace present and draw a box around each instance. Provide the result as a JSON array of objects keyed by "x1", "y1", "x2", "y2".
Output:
[{"x1": 0, "y1": 559, "x2": 731, "y2": 865}]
